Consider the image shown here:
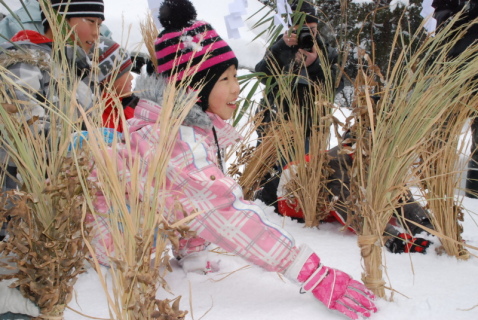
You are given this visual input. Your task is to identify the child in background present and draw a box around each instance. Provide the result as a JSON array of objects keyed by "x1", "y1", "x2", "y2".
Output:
[
  {"x1": 0, "y1": 0, "x2": 105, "y2": 193},
  {"x1": 94, "y1": 36, "x2": 137, "y2": 132},
  {"x1": 90, "y1": 1, "x2": 377, "y2": 319},
  {"x1": 0, "y1": 0, "x2": 113, "y2": 42}
]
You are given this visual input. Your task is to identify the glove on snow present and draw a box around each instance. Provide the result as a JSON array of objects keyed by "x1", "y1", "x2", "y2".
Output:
[
  {"x1": 177, "y1": 251, "x2": 221, "y2": 275},
  {"x1": 0, "y1": 279, "x2": 40, "y2": 317},
  {"x1": 174, "y1": 237, "x2": 220, "y2": 274},
  {"x1": 285, "y1": 245, "x2": 377, "y2": 320},
  {"x1": 385, "y1": 233, "x2": 432, "y2": 254}
]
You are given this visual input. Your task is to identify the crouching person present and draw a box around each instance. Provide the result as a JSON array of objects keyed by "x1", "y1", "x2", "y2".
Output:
[{"x1": 271, "y1": 143, "x2": 433, "y2": 254}]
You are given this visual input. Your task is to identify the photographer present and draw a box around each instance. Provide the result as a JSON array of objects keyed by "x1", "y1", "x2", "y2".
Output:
[
  {"x1": 254, "y1": 1, "x2": 340, "y2": 209},
  {"x1": 254, "y1": 1, "x2": 339, "y2": 136}
]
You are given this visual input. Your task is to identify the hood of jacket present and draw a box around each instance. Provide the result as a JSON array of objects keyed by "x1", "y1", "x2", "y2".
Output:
[
  {"x1": 0, "y1": 41, "x2": 51, "y2": 70},
  {"x1": 131, "y1": 74, "x2": 242, "y2": 148},
  {"x1": 1, "y1": 30, "x2": 91, "y2": 75},
  {"x1": 134, "y1": 73, "x2": 213, "y2": 130}
]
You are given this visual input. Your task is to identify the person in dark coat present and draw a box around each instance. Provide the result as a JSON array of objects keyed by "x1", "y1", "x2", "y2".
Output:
[
  {"x1": 431, "y1": 0, "x2": 478, "y2": 197},
  {"x1": 254, "y1": 0, "x2": 340, "y2": 139},
  {"x1": 254, "y1": 0, "x2": 341, "y2": 209}
]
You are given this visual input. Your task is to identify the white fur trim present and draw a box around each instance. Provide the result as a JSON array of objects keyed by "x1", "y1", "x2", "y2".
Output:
[{"x1": 283, "y1": 244, "x2": 314, "y2": 283}]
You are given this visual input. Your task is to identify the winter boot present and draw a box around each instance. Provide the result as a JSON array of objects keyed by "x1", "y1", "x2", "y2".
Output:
[{"x1": 284, "y1": 245, "x2": 377, "y2": 319}]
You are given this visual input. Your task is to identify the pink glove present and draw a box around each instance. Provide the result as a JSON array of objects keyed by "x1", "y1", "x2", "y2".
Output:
[
  {"x1": 300, "y1": 263, "x2": 377, "y2": 319},
  {"x1": 286, "y1": 245, "x2": 377, "y2": 319},
  {"x1": 174, "y1": 237, "x2": 220, "y2": 274}
]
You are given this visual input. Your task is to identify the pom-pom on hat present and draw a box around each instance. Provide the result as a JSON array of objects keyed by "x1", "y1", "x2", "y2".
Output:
[
  {"x1": 94, "y1": 37, "x2": 132, "y2": 84},
  {"x1": 155, "y1": 0, "x2": 238, "y2": 111},
  {"x1": 41, "y1": 0, "x2": 105, "y2": 31}
]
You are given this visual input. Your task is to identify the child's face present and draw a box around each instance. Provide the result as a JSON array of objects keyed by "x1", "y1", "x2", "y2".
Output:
[
  {"x1": 68, "y1": 17, "x2": 102, "y2": 53},
  {"x1": 207, "y1": 65, "x2": 240, "y2": 120},
  {"x1": 112, "y1": 72, "x2": 134, "y2": 96}
]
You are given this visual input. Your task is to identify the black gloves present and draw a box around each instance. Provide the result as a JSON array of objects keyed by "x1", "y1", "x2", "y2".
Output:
[{"x1": 386, "y1": 233, "x2": 432, "y2": 254}]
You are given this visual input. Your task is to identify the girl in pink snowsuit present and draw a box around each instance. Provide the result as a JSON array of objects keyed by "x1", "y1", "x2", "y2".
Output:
[{"x1": 90, "y1": 1, "x2": 377, "y2": 319}]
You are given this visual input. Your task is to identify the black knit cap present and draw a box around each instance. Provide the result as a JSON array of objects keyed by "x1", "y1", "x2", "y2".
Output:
[
  {"x1": 41, "y1": 0, "x2": 105, "y2": 32},
  {"x1": 290, "y1": 0, "x2": 318, "y2": 24}
]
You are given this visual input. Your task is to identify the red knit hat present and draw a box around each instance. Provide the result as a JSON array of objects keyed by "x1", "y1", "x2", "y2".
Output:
[{"x1": 155, "y1": 0, "x2": 238, "y2": 111}]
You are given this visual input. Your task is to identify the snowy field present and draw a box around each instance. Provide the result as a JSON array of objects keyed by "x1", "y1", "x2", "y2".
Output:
[
  {"x1": 2, "y1": 1, "x2": 478, "y2": 320},
  {"x1": 66, "y1": 199, "x2": 478, "y2": 320}
]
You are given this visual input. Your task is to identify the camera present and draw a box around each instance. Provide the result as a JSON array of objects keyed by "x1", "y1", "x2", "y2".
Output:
[{"x1": 297, "y1": 26, "x2": 314, "y2": 52}]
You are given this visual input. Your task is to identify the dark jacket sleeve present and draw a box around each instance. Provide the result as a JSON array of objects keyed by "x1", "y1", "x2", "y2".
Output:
[
  {"x1": 255, "y1": 35, "x2": 296, "y2": 80},
  {"x1": 432, "y1": 0, "x2": 478, "y2": 58}
]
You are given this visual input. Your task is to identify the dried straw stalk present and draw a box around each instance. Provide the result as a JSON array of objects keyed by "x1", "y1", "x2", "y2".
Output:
[
  {"x1": 416, "y1": 89, "x2": 475, "y2": 260},
  {"x1": 139, "y1": 12, "x2": 159, "y2": 71},
  {"x1": 344, "y1": 48, "x2": 386, "y2": 297},
  {"x1": 269, "y1": 101, "x2": 334, "y2": 227},
  {"x1": 231, "y1": 132, "x2": 276, "y2": 200}
]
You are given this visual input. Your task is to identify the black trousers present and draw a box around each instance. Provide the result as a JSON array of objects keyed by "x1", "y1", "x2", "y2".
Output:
[{"x1": 466, "y1": 117, "x2": 478, "y2": 197}]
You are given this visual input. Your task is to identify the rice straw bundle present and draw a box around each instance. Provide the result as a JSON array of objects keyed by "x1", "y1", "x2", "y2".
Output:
[
  {"x1": 346, "y1": 15, "x2": 478, "y2": 297},
  {"x1": 0, "y1": 6, "x2": 96, "y2": 316},
  {"x1": 251, "y1": 41, "x2": 336, "y2": 226},
  {"x1": 415, "y1": 80, "x2": 478, "y2": 260},
  {"x1": 75, "y1": 50, "x2": 209, "y2": 319},
  {"x1": 416, "y1": 108, "x2": 471, "y2": 260}
]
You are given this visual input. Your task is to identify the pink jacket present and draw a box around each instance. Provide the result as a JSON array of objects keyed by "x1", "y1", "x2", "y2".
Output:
[{"x1": 90, "y1": 76, "x2": 299, "y2": 271}]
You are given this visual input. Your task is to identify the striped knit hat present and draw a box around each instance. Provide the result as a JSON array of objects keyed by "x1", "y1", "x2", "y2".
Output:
[
  {"x1": 95, "y1": 37, "x2": 132, "y2": 84},
  {"x1": 155, "y1": 0, "x2": 238, "y2": 111},
  {"x1": 41, "y1": 0, "x2": 105, "y2": 31}
]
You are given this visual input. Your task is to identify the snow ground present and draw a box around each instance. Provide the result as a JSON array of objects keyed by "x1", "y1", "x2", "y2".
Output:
[{"x1": 65, "y1": 197, "x2": 478, "y2": 320}]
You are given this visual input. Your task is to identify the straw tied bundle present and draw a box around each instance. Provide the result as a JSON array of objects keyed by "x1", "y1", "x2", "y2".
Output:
[
  {"x1": 0, "y1": 158, "x2": 94, "y2": 319},
  {"x1": 416, "y1": 102, "x2": 472, "y2": 260},
  {"x1": 76, "y1": 44, "x2": 206, "y2": 317},
  {"x1": 239, "y1": 45, "x2": 336, "y2": 226},
  {"x1": 0, "y1": 44, "x2": 96, "y2": 318},
  {"x1": 345, "y1": 18, "x2": 478, "y2": 297}
]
